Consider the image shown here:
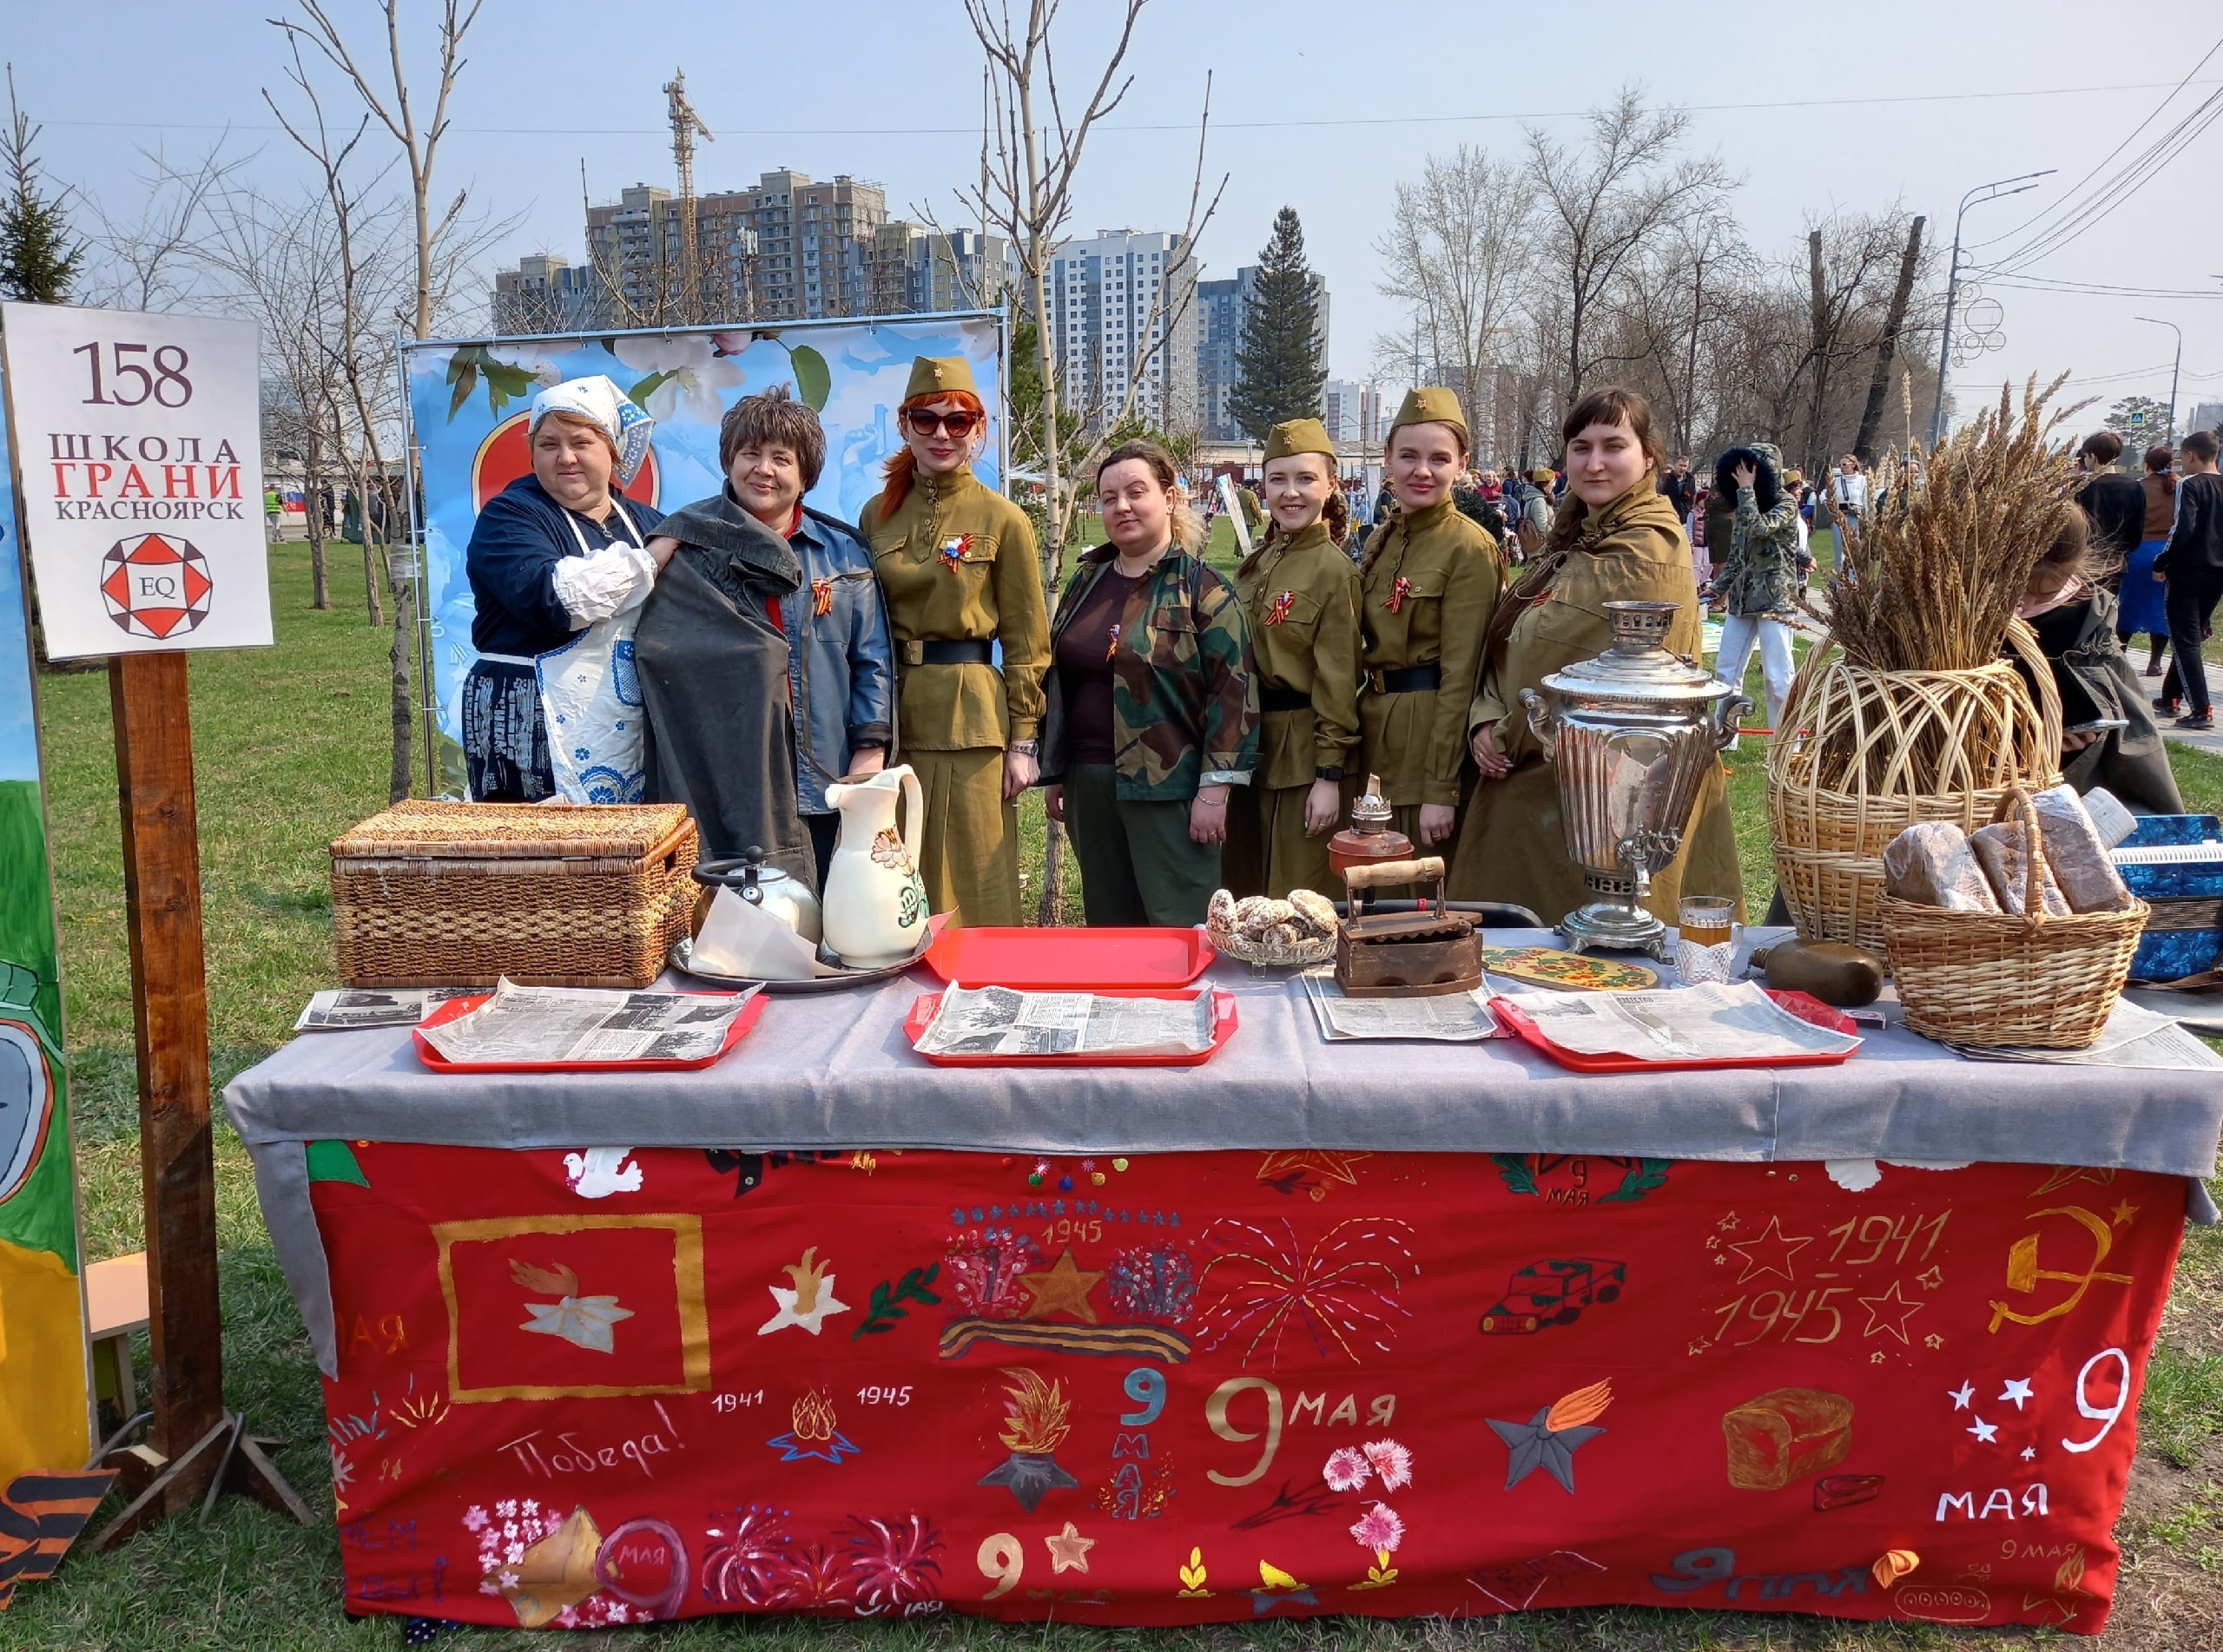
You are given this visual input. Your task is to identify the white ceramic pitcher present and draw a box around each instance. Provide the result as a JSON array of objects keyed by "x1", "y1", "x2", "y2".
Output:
[{"x1": 821, "y1": 764, "x2": 929, "y2": 966}]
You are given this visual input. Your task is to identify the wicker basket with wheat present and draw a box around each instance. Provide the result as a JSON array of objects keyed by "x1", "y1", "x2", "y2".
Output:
[{"x1": 1765, "y1": 378, "x2": 2071, "y2": 953}]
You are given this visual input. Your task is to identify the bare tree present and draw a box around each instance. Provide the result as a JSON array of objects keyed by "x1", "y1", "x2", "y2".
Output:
[
  {"x1": 957, "y1": 0, "x2": 1224, "y2": 924},
  {"x1": 1375, "y1": 144, "x2": 1536, "y2": 450},
  {"x1": 268, "y1": 0, "x2": 501, "y2": 802},
  {"x1": 82, "y1": 141, "x2": 247, "y2": 313},
  {"x1": 1524, "y1": 88, "x2": 1728, "y2": 409},
  {"x1": 271, "y1": 0, "x2": 484, "y2": 340},
  {"x1": 1852, "y1": 214, "x2": 1927, "y2": 464},
  {"x1": 960, "y1": 0, "x2": 1223, "y2": 585},
  {"x1": 202, "y1": 179, "x2": 384, "y2": 614},
  {"x1": 1790, "y1": 209, "x2": 1912, "y2": 477}
]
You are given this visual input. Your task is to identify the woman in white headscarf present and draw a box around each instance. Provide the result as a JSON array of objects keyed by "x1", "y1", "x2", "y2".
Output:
[{"x1": 462, "y1": 376, "x2": 675, "y2": 801}]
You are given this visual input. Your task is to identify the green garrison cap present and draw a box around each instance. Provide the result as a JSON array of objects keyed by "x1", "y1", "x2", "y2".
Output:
[
  {"x1": 1390, "y1": 386, "x2": 1468, "y2": 444},
  {"x1": 905, "y1": 354, "x2": 979, "y2": 401},
  {"x1": 1263, "y1": 418, "x2": 1336, "y2": 463}
]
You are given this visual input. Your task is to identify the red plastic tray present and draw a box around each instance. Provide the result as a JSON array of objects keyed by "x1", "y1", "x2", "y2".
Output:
[
  {"x1": 903, "y1": 988, "x2": 1238, "y2": 1067},
  {"x1": 1489, "y1": 989, "x2": 1861, "y2": 1073},
  {"x1": 412, "y1": 991, "x2": 766, "y2": 1073},
  {"x1": 923, "y1": 925, "x2": 1215, "y2": 989}
]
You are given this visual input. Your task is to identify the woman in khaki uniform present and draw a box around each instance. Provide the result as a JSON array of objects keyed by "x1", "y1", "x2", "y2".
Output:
[
  {"x1": 1224, "y1": 418, "x2": 1362, "y2": 900},
  {"x1": 1449, "y1": 386, "x2": 1741, "y2": 924},
  {"x1": 1356, "y1": 387, "x2": 1504, "y2": 853},
  {"x1": 858, "y1": 354, "x2": 1050, "y2": 925}
]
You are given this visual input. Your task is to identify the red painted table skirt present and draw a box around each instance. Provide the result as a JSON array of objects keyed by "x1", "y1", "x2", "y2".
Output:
[{"x1": 307, "y1": 1142, "x2": 2182, "y2": 1633}]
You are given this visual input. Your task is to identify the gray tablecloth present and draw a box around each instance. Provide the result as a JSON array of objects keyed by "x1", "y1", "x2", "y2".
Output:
[{"x1": 223, "y1": 931, "x2": 2223, "y2": 1375}]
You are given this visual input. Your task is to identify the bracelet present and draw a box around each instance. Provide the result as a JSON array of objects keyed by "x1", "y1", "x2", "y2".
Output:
[{"x1": 1009, "y1": 739, "x2": 1040, "y2": 758}]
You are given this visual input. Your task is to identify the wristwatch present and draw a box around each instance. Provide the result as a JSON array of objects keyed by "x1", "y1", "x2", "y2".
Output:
[
  {"x1": 1315, "y1": 765, "x2": 1344, "y2": 782},
  {"x1": 1010, "y1": 739, "x2": 1040, "y2": 758}
]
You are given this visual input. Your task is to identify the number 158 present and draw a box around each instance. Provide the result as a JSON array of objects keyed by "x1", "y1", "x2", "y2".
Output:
[{"x1": 75, "y1": 342, "x2": 192, "y2": 408}]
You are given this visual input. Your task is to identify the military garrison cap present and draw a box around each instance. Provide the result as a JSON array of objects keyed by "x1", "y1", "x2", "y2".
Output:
[
  {"x1": 905, "y1": 354, "x2": 980, "y2": 401},
  {"x1": 1389, "y1": 386, "x2": 1468, "y2": 445},
  {"x1": 1263, "y1": 418, "x2": 1336, "y2": 463}
]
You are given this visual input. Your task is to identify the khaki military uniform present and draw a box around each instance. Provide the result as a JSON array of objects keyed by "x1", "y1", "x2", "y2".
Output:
[
  {"x1": 858, "y1": 464, "x2": 1049, "y2": 926},
  {"x1": 1224, "y1": 519, "x2": 1362, "y2": 899},
  {"x1": 1357, "y1": 498, "x2": 1503, "y2": 852},
  {"x1": 1448, "y1": 480, "x2": 1742, "y2": 925}
]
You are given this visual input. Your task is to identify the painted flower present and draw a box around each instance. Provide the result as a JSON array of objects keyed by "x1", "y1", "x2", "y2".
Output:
[
  {"x1": 485, "y1": 345, "x2": 566, "y2": 387},
  {"x1": 497, "y1": 1570, "x2": 520, "y2": 1590},
  {"x1": 497, "y1": 1498, "x2": 518, "y2": 1518},
  {"x1": 1323, "y1": 1446, "x2": 1370, "y2": 1492},
  {"x1": 1350, "y1": 1502, "x2": 1404, "y2": 1554},
  {"x1": 329, "y1": 1446, "x2": 355, "y2": 1495},
  {"x1": 1362, "y1": 1438, "x2": 1413, "y2": 1491},
  {"x1": 463, "y1": 1505, "x2": 491, "y2": 1532},
  {"x1": 611, "y1": 332, "x2": 747, "y2": 425}
]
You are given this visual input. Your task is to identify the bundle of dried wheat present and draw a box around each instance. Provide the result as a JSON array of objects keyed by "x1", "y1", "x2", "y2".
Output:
[{"x1": 1823, "y1": 376, "x2": 2082, "y2": 672}]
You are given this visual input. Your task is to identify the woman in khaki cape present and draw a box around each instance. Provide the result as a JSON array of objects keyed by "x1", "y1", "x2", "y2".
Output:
[
  {"x1": 1224, "y1": 418, "x2": 1362, "y2": 900},
  {"x1": 1356, "y1": 388, "x2": 1504, "y2": 854},
  {"x1": 1449, "y1": 386, "x2": 1741, "y2": 923},
  {"x1": 857, "y1": 354, "x2": 1050, "y2": 926}
]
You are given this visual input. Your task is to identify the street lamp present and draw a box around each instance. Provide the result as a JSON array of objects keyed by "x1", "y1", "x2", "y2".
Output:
[
  {"x1": 2134, "y1": 316, "x2": 2183, "y2": 446},
  {"x1": 1929, "y1": 169, "x2": 2057, "y2": 449}
]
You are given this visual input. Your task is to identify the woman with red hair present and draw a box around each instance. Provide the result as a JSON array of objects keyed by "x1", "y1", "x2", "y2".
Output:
[{"x1": 857, "y1": 355, "x2": 1050, "y2": 925}]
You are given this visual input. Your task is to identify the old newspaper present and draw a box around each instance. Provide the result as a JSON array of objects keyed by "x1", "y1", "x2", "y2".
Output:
[
  {"x1": 417, "y1": 978, "x2": 759, "y2": 1065},
  {"x1": 917, "y1": 986, "x2": 1215, "y2": 1058},
  {"x1": 1498, "y1": 981, "x2": 1860, "y2": 1062}
]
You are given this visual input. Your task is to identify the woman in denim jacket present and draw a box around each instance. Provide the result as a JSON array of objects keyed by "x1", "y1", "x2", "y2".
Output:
[{"x1": 716, "y1": 386, "x2": 895, "y2": 882}]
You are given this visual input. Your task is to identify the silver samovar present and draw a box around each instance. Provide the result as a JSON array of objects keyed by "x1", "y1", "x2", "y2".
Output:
[{"x1": 1519, "y1": 599, "x2": 1748, "y2": 959}]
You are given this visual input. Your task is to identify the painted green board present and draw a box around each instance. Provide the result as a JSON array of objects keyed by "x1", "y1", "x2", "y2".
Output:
[{"x1": 0, "y1": 344, "x2": 94, "y2": 1480}]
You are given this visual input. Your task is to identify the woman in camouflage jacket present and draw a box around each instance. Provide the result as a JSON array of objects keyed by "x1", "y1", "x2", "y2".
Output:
[
  {"x1": 1042, "y1": 442, "x2": 1260, "y2": 925},
  {"x1": 1711, "y1": 441, "x2": 1802, "y2": 733}
]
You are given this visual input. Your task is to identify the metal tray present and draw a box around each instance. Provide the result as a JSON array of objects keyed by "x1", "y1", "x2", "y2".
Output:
[{"x1": 669, "y1": 914, "x2": 944, "y2": 995}]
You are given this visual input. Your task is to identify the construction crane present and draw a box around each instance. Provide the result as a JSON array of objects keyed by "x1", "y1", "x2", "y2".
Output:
[{"x1": 663, "y1": 69, "x2": 714, "y2": 320}]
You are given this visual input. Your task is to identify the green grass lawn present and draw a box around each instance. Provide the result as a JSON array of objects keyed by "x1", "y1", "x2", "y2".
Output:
[{"x1": 12, "y1": 543, "x2": 2223, "y2": 1649}]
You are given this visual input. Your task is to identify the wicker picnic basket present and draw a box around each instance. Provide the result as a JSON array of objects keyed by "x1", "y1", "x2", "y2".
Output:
[
  {"x1": 330, "y1": 800, "x2": 699, "y2": 988},
  {"x1": 1879, "y1": 787, "x2": 2147, "y2": 1049}
]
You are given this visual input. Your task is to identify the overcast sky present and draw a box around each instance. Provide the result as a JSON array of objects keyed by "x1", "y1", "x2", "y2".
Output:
[{"x1": 14, "y1": 0, "x2": 2222, "y2": 432}]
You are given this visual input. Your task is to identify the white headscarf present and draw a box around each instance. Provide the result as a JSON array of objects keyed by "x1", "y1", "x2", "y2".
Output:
[{"x1": 530, "y1": 375, "x2": 656, "y2": 485}]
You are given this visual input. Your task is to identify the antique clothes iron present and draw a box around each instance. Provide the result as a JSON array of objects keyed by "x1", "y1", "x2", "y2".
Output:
[
  {"x1": 1335, "y1": 855, "x2": 1483, "y2": 997},
  {"x1": 1520, "y1": 600, "x2": 1747, "y2": 960}
]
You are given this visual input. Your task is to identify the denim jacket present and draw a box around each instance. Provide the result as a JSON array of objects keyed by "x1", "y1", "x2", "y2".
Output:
[{"x1": 782, "y1": 506, "x2": 895, "y2": 813}]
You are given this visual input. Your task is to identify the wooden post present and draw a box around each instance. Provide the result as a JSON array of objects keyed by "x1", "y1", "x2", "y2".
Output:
[
  {"x1": 108, "y1": 651, "x2": 224, "y2": 1503},
  {"x1": 90, "y1": 651, "x2": 312, "y2": 1550}
]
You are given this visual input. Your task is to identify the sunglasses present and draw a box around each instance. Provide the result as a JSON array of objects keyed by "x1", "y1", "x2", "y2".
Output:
[{"x1": 906, "y1": 409, "x2": 982, "y2": 438}]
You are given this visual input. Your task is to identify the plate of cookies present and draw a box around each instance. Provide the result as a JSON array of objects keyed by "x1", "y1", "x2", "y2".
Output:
[{"x1": 1205, "y1": 888, "x2": 1340, "y2": 968}]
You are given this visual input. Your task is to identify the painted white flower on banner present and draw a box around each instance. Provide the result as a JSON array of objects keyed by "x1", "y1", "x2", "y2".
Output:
[
  {"x1": 485, "y1": 345, "x2": 566, "y2": 387},
  {"x1": 612, "y1": 333, "x2": 746, "y2": 425}
]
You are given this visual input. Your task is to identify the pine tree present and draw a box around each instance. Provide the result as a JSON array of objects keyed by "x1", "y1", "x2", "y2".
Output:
[
  {"x1": 0, "y1": 68, "x2": 82, "y2": 305},
  {"x1": 1228, "y1": 207, "x2": 1326, "y2": 443}
]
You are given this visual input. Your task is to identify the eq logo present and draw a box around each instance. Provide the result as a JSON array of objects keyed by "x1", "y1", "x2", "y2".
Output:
[{"x1": 98, "y1": 532, "x2": 212, "y2": 639}]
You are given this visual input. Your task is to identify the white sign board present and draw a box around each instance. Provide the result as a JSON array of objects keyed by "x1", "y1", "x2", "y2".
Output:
[{"x1": 0, "y1": 301, "x2": 271, "y2": 658}]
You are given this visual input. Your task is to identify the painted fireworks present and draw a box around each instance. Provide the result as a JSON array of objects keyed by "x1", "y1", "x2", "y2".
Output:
[
  {"x1": 1105, "y1": 1244, "x2": 1197, "y2": 1322},
  {"x1": 942, "y1": 1228, "x2": 1041, "y2": 1317},
  {"x1": 1193, "y1": 1217, "x2": 1415, "y2": 1366},
  {"x1": 700, "y1": 1507, "x2": 942, "y2": 1614}
]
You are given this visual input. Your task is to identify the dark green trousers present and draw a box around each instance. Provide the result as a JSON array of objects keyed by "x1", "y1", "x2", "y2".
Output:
[{"x1": 1063, "y1": 763, "x2": 1222, "y2": 926}]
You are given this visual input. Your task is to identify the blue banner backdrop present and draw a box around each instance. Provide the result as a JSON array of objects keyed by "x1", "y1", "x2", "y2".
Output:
[{"x1": 401, "y1": 313, "x2": 1006, "y2": 795}]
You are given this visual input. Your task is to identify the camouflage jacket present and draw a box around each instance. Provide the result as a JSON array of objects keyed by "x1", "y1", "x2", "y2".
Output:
[
  {"x1": 1040, "y1": 544, "x2": 1260, "y2": 802},
  {"x1": 1713, "y1": 442, "x2": 1802, "y2": 621}
]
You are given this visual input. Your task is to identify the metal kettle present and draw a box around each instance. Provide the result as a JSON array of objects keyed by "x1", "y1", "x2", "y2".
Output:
[{"x1": 692, "y1": 846, "x2": 823, "y2": 944}]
